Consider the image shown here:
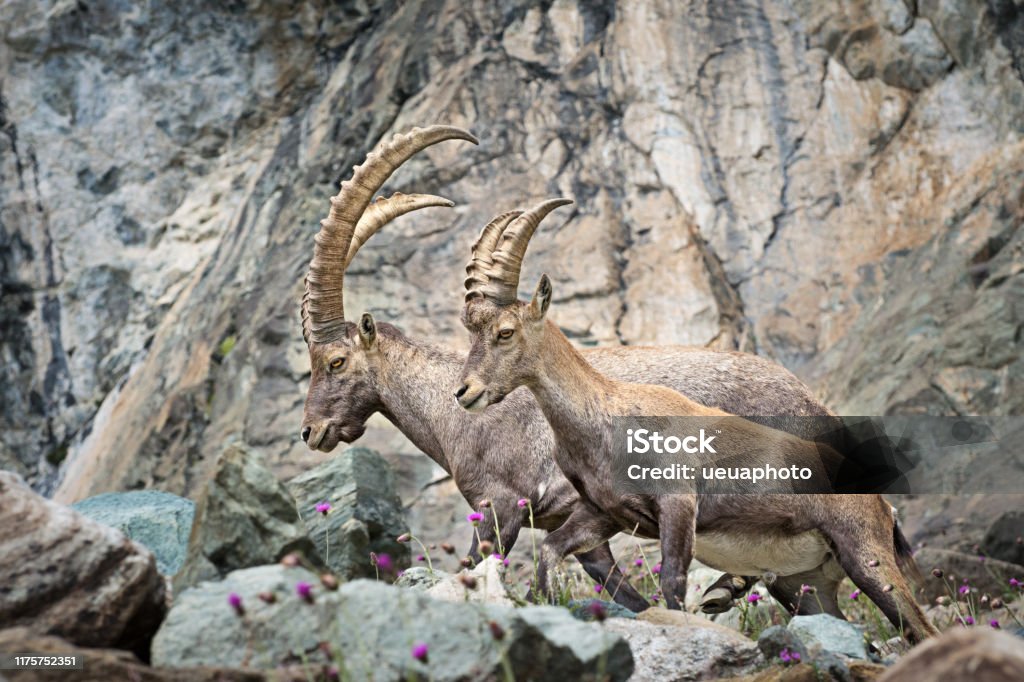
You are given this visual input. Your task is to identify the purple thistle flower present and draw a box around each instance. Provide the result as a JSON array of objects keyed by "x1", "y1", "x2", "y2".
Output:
[
  {"x1": 377, "y1": 553, "x2": 393, "y2": 571},
  {"x1": 1010, "y1": 578, "x2": 1022, "y2": 588},
  {"x1": 800, "y1": 584, "x2": 812, "y2": 594},
  {"x1": 517, "y1": 498, "x2": 529, "y2": 508},
  {"x1": 594, "y1": 583, "x2": 603, "y2": 594},
  {"x1": 958, "y1": 585, "x2": 971, "y2": 595},
  {"x1": 296, "y1": 581, "x2": 314, "y2": 602},
  {"x1": 397, "y1": 533, "x2": 411, "y2": 543},
  {"x1": 989, "y1": 619, "x2": 1001, "y2": 629},
  {"x1": 849, "y1": 589, "x2": 861, "y2": 600},
  {"x1": 634, "y1": 558, "x2": 644, "y2": 567},
  {"x1": 962, "y1": 616, "x2": 975, "y2": 626},
  {"x1": 227, "y1": 592, "x2": 244, "y2": 614},
  {"x1": 416, "y1": 554, "x2": 426, "y2": 562},
  {"x1": 315, "y1": 501, "x2": 332, "y2": 515},
  {"x1": 651, "y1": 563, "x2": 662, "y2": 575},
  {"x1": 411, "y1": 642, "x2": 429, "y2": 663},
  {"x1": 587, "y1": 600, "x2": 608, "y2": 622},
  {"x1": 747, "y1": 593, "x2": 762, "y2": 605},
  {"x1": 467, "y1": 512, "x2": 484, "y2": 525},
  {"x1": 650, "y1": 593, "x2": 661, "y2": 603}
]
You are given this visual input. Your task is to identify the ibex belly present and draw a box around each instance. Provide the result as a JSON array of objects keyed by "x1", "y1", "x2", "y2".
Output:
[{"x1": 694, "y1": 530, "x2": 830, "y2": 577}]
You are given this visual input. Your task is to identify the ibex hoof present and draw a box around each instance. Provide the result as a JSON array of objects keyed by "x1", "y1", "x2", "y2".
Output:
[{"x1": 700, "y1": 587, "x2": 735, "y2": 614}]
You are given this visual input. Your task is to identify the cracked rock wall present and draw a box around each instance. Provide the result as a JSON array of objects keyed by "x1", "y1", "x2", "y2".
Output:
[{"x1": 1, "y1": 1, "x2": 1022, "y2": 539}]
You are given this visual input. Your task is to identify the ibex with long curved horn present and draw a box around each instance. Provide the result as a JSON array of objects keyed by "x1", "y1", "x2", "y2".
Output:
[
  {"x1": 454, "y1": 198, "x2": 938, "y2": 643},
  {"x1": 300, "y1": 126, "x2": 851, "y2": 613}
]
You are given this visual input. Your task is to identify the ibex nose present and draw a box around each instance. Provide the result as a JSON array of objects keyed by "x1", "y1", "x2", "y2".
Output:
[
  {"x1": 454, "y1": 384, "x2": 469, "y2": 400},
  {"x1": 301, "y1": 426, "x2": 312, "y2": 442}
]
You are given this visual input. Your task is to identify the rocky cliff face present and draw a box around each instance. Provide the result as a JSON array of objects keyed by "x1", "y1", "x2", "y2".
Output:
[{"x1": 1, "y1": 1, "x2": 1021, "y2": 527}]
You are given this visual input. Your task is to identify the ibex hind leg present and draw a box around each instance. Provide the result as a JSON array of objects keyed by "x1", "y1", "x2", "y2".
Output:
[
  {"x1": 824, "y1": 505, "x2": 938, "y2": 643},
  {"x1": 531, "y1": 504, "x2": 621, "y2": 605},
  {"x1": 765, "y1": 562, "x2": 846, "y2": 618},
  {"x1": 576, "y1": 543, "x2": 650, "y2": 612}
]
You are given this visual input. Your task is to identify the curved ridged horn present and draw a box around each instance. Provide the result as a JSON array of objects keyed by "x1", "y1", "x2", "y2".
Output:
[
  {"x1": 465, "y1": 198, "x2": 573, "y2": 304},
  {"x1": 464, "y1": 210, "x2": 524, "y2": 300},
  {"x1": 345, "y1": 192, "x2": 454, "y2": 268},
  {"x1": 302, "y1": 125, "x2": 478, "y2": 345}
]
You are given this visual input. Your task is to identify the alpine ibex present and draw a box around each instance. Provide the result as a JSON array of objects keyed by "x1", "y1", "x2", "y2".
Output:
[
  {"x1": 454, "y1": 197, "x2": 938, "y2": 643},
  {"x1": 299, "y1": 126, "x2": 850, "y2": 613}
]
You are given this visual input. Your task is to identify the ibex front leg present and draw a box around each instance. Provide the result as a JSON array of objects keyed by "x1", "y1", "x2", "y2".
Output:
[
  {"x1": 532, "y1": 503, "x2": 620, "y2": 604},
  {"x1": 658, "y1": 494, "x2": 698, "y2": 610}
]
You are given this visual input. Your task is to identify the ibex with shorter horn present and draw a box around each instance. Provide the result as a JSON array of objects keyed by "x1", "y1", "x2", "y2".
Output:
[
  {"x1": 455, "y1": 197, "x2": 938, "y2": 643},
  {"x1": 300, "y1": 126, "x2": 848, "y2": 613}
]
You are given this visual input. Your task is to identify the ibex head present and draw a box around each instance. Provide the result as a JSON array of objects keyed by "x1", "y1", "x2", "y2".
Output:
[
  {"x1": 455, "y1": 198, "x2": 573, "y2": 412},
  {"x1": 300, "y1": 126, "x2": 478, "y2": 451}
]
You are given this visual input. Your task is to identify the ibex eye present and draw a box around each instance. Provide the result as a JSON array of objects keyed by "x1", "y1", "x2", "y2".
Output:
[
  {"x1": 329, "y1": 357, "x2": 346, "y2": 370},
  {"x1": 498, "y1": 329, "x2": 515, "y2": 340}
]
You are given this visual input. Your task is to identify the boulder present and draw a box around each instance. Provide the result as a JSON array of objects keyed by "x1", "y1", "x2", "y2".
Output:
[
  {"x1": 982, "y1": 511, "x2": 1024, "y2": 567},
  {"x1": 603, "y1": 614, "x2": 761, "y2": 680},
  {"x1": 152, "y1": 565, "x2": 633, "y2": 680},
  {"x1": 878, "y1": 628, "x2": 1024, "y2": 682},
  {"x1": 788, "y1": 614, "x2": 868, "y2": 660},
  {"x1": 72, "y1": 490, "x2": 195, "y2": 575},
  {"x1": 914, "y1": 547, "x2": 1024, "y2": 603},
  {"x1": 568, "y1": 598, "x2": 638, "y2": 622},
  {"x1": 0, "y1": 627, "x2": 265, "y2": 682},
  {"x1": 286, "y1": 447, "x2": 409, "y2": 579},
  {"x1": 730, "y1": 660, "x2": 885, "y2": 681},
  {"x1": 0, "y1": 472, "x2": 166, "y2": 658},
  {"x1": 173, "y1": 444, "x2": 322, "y2": 592}
]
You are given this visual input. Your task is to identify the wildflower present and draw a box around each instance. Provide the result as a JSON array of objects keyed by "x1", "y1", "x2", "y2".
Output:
[
  {"x1": 800, "y1": 584, "x2": 814, "y2": 595},
  {"x1": 958, "y1": 585, "x2": 971, "y2": 595},
  {"x1": 931, "y1": 568, "x2": 944, "y2": 578},
  {"x1": 1010, "y1": 578, "x2": 1022, "y2": 588},
  {"x1": 397, "y1": 533, "x2": 411, "y2": 544},
  {"x1": 411, "y1": 642, "x2": 429, "y2": 663},
  {"x1": 320, "y1": 573, "x2": 339, "y2": 591},
  {"x1": 417, "y1": 554, "x2": 426, "y2": 562},
  {"x1": 325, "y1": 666, "x2": 340, "y2": 682},
  {"x1": 478, "y1": 499, "x2": 491, "y2": 509},
  {"x1": 296, "y1": 581, "x2": 314, "y2": 602},
  {"x1": 517, "y1": 498, "x2": 529, "y2": 508},
  {"x1": 315, "y1": 500, "x2": 332, "y2": 515},
  {"x1": 779, "y1": 648, "x2": 801, "y2": 663},
  {"x1": 991, "y1": 598, "x2": 1003, "y2": 609},
  {"x1": 650, "y1": 593, "x2": 661, "y2": 603},
  {"x1": 849, "y1": 589, "x2": 861, "y2": 600},
  {"x1": 587, "y1": 600, "x2": 608, "y2": 622},
  {"x1": 227, "y1": 592, "x2": 244, "y2": 615},
  {"x1": 961, "y1": 616, "x2": 975, "y2": 626},
  {"x1": 281, "y1": 553, "x2": 300, "y2": 567},
  {"x1": 479, "y1": 540, "x2": 494, "y2": 557},
  {"x1": 747, "y1": 593, "x2": 762, "y2": 605},
  {"x1": 460, "y1": 557, "x2": 473, "y2": 568},
  {"x1": 258, "y1": 591, "x2": 276, "y2": 604},
  {"x1": 980, "y1": 594, "x2": 989, "y2": 605},
  {"x1": 488, "y1": 621, "x2": 506, "y2": 640},
  {"x1": 467, "y1": 512, "x2": 485, "y2": 525},
  {"x1": 652, "y1": 563, "x2": 662, "y2": 575},
  {"x1": 594, "y1": 583, "x2": 603, "y2": 594},
  {"x1": 374, "y1": 553, "x2": 394, "y2": 572},
  {"x1": 460, "y1": 574, "x2": 478, "y2": 590},
  {"x1": 989, "y1": 619, "x2": 1001, "y2": 629},
  {"x1": 441, "y1": 542, "x2": 455, "y2": 554}
]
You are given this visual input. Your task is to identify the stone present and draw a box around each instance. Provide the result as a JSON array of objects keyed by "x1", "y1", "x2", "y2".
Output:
[
  {"x1": 568, "y1": 598, "x2": 638, "y2": 622},
  {"x1": 72, "y1": 490, "x2": 195, "y2": 575},
  {"x1": 0, "y1": 627, "x2": 265, "y2": 682},
  {"x1": 152, "y1": 565, "x2": 633, "y2": 680},
  {"x1": 982, "y1": 511, "x2": 1024, "y2": 567},
  {"x1": 878, "y1": 627, "x2": 1024, "y2": 681},
  {"x1": 758, "y1": 624, "x2": 809, "y2": 663},
  {"x1": 423, "y1": 557, "x2": 513, "y2": 605},
  {"x1": 788, "y1": 614, "x2": 869, "y2": 659},
  {"x1": 285, "y1": 447, "x2": 410, "y2": 580},
  {"x1": 0, "y1": 472, "x2": 166, "y2": 658},
  {"x1": 603, "y1": 615, "x2": 761, "y2": 680},
  {"x1": 172, "y1": 444, "x2": 322, "y2": 592}
]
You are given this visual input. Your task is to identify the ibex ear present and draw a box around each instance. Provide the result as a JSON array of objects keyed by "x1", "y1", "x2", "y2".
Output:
[
  {"x1": 529, "y1": 274, "x2": 552, "y2": 320},
  {"x1": 358, "y1": 312, "x2": 377, "y2": 349}
]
